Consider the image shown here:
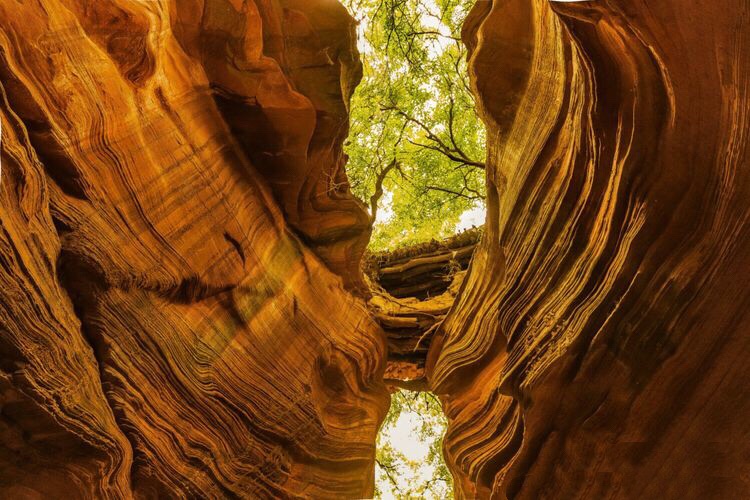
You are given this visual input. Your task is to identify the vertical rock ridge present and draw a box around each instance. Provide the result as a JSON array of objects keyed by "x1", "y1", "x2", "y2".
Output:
[
  {"x1": 428, "y1": 0, "x2": 750, "y2": 498},
  {"x1": 0, "y1": 88, "x2": 134, "y2": 498}
]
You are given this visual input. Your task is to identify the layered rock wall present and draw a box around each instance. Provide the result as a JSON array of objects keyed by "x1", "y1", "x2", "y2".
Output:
[
  {"x1": 0, "y1": 0, "x2": 385, "y2": 497},
  {"x1": 427, "y1": 0, "x2": 750, "y2": 498},
  {"x1": 1, "y1": 0, "x2": 749, "y2": 498}
]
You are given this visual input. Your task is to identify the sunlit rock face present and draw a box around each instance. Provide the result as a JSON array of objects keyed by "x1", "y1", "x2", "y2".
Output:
[
  {"x1": 0, "y1": 0, "x2": 386, "y2": 497},
  {"x1": 2, "y1": 0, "x2": 750, "y2": 498},
  {"x1": 427, "y1": 0, "x2": 750, "y2": 498},
  {"x1": 170, "y1": 0, "x2": 371, "y2": 291}
]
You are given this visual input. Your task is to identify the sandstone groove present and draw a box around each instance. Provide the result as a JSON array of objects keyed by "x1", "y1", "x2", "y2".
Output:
[
  {"x1": 427, "y1": 1, "x2": 750, "y2": 498},
  {"x1": 0, "y1": 1, "x2": 385, "y2": 497},
  {"x1": 1, "y1": 0, "x2": 749, "y2": 499}
]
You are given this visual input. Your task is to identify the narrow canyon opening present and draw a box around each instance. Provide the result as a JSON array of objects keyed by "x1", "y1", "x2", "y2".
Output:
[
  {"x1": 343, "y1": 0, "x2": 485, "y2": 495},
  {"x1": 374, "y1": 390, "x2": 452, "y2": 497},
  {"x1": 364, "y1": 230, "x2": 478, "y2": 497}
]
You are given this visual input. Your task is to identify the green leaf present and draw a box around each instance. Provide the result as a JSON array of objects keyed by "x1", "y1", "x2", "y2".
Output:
[{"x1": 343, "y1": 0, "x2": 486, "y2": 252}]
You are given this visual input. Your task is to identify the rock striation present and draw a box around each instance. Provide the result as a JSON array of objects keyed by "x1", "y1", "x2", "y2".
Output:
[
  {"x1": 1, "y1": 0, "x2": 749, "y2": 499},
  {"x1": 365, "y1": 229, "x2": 480, "y2": 389},
  {"x1": 0, "y1": 0, "x2": 385, "y2": 497},
  {"x1": 427, "y1": 0, "x2": 750, "y2": 498}
]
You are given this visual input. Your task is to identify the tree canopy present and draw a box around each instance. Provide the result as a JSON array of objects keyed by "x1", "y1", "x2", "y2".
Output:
[
  {"x1": 343, "y1": 0, "x2": 486, "y2": 251},
  {"x1": 374, "y1": 390, "x2": 452, "y2": 498}
]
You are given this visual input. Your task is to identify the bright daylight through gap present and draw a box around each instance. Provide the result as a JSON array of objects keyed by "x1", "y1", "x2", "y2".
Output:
[{"x1": 343, "y1": 0, "x2": 485, "y2": 497}]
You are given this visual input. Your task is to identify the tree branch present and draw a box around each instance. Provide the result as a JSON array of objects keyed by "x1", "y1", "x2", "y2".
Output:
[
  {"x1": 376, "y1": 458, "x2": 401, "y2": 489},
  {"x1": 407, "y1": 139, "x2": 486, "y2": 170},
  {"x1": 370, "y1": 159, "x2": 400, "y2": 222},
  {"x1": 383, "y1": 104, "x2": 485, "y2": 169},
  {"x1": 425, "y1": 185, "x2": 482, "y2": 201}
]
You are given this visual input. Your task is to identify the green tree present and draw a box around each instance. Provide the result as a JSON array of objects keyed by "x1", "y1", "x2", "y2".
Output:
[
  {"x1": 374, "y1": 390, "x2": 453, "y2": 499},
  {"x1": 344, "y1": 0, "x2": 486, "y2": 251}
]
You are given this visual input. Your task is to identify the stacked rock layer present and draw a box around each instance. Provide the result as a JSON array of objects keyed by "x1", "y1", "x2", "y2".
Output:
[
  {"x1": 1, "y1": 0, "x2": 749, "y2": 499},
  {"x1": 0, "y1": 0, "x2": 385, "y2": 497},
  {"x1": 427, "y1": 0, "x2": 750, "y2": 498}
]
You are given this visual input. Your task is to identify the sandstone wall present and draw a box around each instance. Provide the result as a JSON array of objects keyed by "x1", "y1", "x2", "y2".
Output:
[
  {"x1": 0, "y1": 1, "x2": 385, "y2": 497},
  {"x1": 1, "y1": 0, "x2": 749, "y2": 498},
  {"x1": 427, "y1": 0, "x2": 750, "y2": 498}
]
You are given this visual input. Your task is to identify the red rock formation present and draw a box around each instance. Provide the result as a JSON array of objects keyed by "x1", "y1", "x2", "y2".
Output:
[
  {"x1": 0, "y1": 0, "x2": 385, "y2": 497},
  {"x1": 2, "y1": 0, "x2": 750, "y2": 498},
  {"x1": 170, "y1": 0, "x2": 371, "y2": 291},
  {"x1": 427, "y1": 0, "x2": 750, "y2": 498},
  {"x1": 366, "y1": 229, "x2": 481, "y2": 389}
]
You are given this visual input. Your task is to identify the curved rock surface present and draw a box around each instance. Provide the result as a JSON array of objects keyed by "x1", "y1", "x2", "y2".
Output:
[
  {"x1": 1, "y1": 0, "x2": 749, "y2": 498},
  {"x1": 427, "y1": 0, "x2": 750, "y2": 498},
  {"x1": 0, "y1": 0, "x2": 385, "y2": 497}
]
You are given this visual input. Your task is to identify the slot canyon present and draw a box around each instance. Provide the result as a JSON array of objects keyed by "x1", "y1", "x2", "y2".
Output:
[{"x1": 1, "y1": 0, "x2": 749, "y2": 498}]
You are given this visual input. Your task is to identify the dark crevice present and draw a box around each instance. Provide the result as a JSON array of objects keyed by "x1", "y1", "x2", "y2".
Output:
[
  {"x1": 28, "y1": 130, "x2": 90, "y2": 201},
  {"x1": 0, "y1": 48, "x2": 89, "y2": 201},
  {"x1": 158, "y1": 275, "x2": 236, "y2": 304},
  {"x1": 50, "y1": 214, "x2": 73, "y2": 236},
  {"x1": 223, "y1": 231, "x2": 246, "y2": 265}
]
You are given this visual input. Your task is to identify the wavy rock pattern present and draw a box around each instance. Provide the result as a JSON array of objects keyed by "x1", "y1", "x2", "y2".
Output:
[
  {"x1": 427, "y1": 0, "x2": 750, "y2": 498},
  {"x1": 0, "y1": 0, "x2": 386, "y2": 497},
  {"x1": 2, "y1": 0, "x2": 749, "y2": 498}
]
